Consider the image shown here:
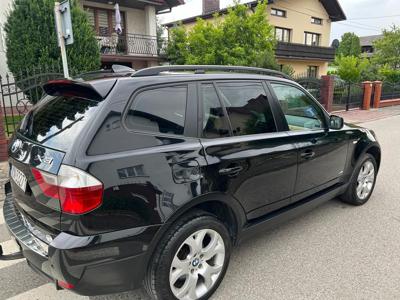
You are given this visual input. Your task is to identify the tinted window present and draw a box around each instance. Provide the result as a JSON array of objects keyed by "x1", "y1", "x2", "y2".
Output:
[
  {"x1": 271, "y1": 83, "x2": 325, "y2": 131},
  {"x1": 126, "y1": 85, "x2": 187, "y2": 135},
  {"x1": 201, "y1": 84, "x2": 231, "y2": 138},
  {"x1": 18, "y1": 96, "x2": 99, "y2": 151},
  {"x1": 216, "y1": 82, "x2": 276, "y2": 136}
]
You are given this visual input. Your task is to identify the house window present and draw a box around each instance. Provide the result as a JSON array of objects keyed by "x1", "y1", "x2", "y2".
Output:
[
  {"x1": 307, "y1": 66, "x2": 319, "y2": 78},
  {"x1": 271, "y1": 8, "x2": 286, "y2": 17},
  {"x1": 311, "y1": 17, "x2": 323, "y2": 25},
  {"x1": 84, "y1": 6, "x2": 126, "y2": 36},
  {"x1": 305, "y1": 32, "x2": 321, "y2": 46},
  {"x1": 275, "y1": 27, "x2": 291, "y2": 43}
]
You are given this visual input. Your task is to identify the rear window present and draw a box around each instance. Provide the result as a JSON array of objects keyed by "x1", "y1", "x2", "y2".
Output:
[{"x1": 18, "y1": 96, "x2": 100, "y2": 151}]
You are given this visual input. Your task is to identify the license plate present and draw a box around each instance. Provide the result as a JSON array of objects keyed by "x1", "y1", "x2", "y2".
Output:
[{"x1": 11, "y1": 165, "x2": 27, "y2": 192}]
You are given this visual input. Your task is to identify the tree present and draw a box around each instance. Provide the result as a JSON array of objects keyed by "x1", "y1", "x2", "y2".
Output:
[
  {"x1": 379, "y1": 65, "x2": 400, "y2": 83},
  {"x1": 337, "y1": 33, "x2": 361, "y2": 57},
  {"x1": 166, "y1": 25, "x2": 189, "y2": 65},
  {"x1": 373, "y1": 26, "x2": 400, "y2": 70},
  {"x1": 166, "y1": 0, "x2": 277, "y2": 69},
  {"x1": 156, "y1": 21, "x2": 166, "y2": 55},
  {"x1": 5, "y1": 0, "x2": 100, "y2": 80},
  {"x1": 335, "y1": 55, "x2": 368, "y2": 83},
  {"x1": 335, "y1": 55, "x2": 368, "y2": 110},
  {"x1": 281, "y1": 65, "x2": 295, "y2": 77}
]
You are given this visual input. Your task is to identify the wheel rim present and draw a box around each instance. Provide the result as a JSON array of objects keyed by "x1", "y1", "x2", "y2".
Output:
[
  {"x1": 356, "y1": 160, "x2": 375, "y2": 200},
  {"x1": 169, "y1": 229, "x2": 225, "y2": 300}
]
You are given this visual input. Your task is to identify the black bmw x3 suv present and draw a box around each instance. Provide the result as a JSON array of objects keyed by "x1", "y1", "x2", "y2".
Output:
[{"x1": 1, "y1": 65, "x2": 380, "y2": 299}]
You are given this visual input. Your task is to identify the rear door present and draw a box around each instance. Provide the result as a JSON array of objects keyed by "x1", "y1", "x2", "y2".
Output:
[
  {"x1": 8, "y1": 94, "x2": 102, "y2": 232},
  {"x1": 268, "y1": 82, "x2": 349, "y2": 201},
  {"x1": 199, "y1": 81, "x2": 298, "y2": 220}
]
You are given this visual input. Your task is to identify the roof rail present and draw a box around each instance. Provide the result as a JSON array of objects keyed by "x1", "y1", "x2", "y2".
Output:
[{"x1": 132, "y1": 65, "x2": 291, "y2": 79}]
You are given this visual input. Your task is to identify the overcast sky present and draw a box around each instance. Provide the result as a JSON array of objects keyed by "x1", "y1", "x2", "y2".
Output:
[{"x1": 158, "y1": 0, "x2": 400, "y2": 42}]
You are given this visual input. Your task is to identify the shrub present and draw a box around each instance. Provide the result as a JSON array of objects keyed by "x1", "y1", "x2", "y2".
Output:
[{"x1": 5, "y1": 0, "x2": 101, "y2": 103}]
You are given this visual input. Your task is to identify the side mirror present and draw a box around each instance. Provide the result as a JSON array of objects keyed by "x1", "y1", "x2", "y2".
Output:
[{"x1": 329, "y1": 115, "x2": 344, "y2": 130}]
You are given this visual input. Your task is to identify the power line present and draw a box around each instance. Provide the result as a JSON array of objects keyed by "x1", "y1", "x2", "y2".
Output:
[
  {"x1": 346, "y1": 14, "x2": 400, "y2": 20},
  {"x1": 277, "y1": 4, "x2": 329, "y2": 20},
  {"x1": 334, "y1": 22, "x2": 381, "y2": 32},
  {"x1": 277, "y1": 1, "x2": 399, "y2": 25},
  {"x1": 344, "y1": 21, "x2": 382, "y2": 31}
]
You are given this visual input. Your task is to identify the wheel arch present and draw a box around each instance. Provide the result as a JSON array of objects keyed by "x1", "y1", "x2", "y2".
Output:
[
  {"x1": 143, "y1": 193, "x2": 246, "y2": 273},
  {"x1": 353, "y1": 141, "x2": 381, "y2": 171}
]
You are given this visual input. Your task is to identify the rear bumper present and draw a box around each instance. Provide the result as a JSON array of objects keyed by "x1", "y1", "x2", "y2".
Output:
[{"x1": 2, "y1": 190, "x2": 161, "y2": 296}]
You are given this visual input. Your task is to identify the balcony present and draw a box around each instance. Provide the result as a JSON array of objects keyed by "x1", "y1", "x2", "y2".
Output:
[
  {"x1": 97, "y1": 33, "x2": 158, "y2": 57},
  {"x1": 276, "y1": 42, "x2": 336, "y2": 61}
]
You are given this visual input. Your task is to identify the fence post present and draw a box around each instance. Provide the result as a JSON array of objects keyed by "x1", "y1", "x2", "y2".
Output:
[
  {"x1": 320, "y1": 75, "x2": 334, "y2": 112},
  {"x1": 0, "y1": 108, "x2": 8, "y2": 162},
  {"x1": 373, "y1": 81, "x2": 383, "y2": 109},
  {"x1": 362, "y1": 81, "x2": 372, "y2": 110}
]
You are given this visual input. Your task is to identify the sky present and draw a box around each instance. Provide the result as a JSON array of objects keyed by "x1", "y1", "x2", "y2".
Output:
[{"x1": 158, "y1": 0, "x2": 400, "y2": 42}]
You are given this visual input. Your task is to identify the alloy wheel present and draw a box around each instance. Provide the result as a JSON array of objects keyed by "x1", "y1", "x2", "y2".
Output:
[
  {"x1": 169, "y1": 229, "x2": 225, "y2": 300},
  {"x1": 356, "y1": 160, "x2": 375, "y2": 200}
]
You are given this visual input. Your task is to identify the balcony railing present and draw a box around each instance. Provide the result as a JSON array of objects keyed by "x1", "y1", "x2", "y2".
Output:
[
  {"x1": 97, "y1": 33, "x2": 158, "y2": 57},
  {"x1": 276, "y1": 42, "x2": 336, "y2": 61}
]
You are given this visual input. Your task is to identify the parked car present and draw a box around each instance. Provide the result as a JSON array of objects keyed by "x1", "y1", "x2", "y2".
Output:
[{"x1": 1, "y1": 65, "x2": 381, "y2": 300}]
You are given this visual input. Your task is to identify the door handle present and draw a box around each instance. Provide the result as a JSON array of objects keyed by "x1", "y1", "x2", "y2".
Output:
[
  {"x1": 301, "y1": 149, "x2": 315, "y2": 160},
  {"x1": 218, "y1": 166, "x2": 244, "y2": 176}
]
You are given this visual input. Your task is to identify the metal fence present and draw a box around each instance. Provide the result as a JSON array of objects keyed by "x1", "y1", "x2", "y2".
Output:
[
  {"x1": 381, "y1": 82, "x2": 400, "y2": 101},
  {"x1": 332, "y1": 81, "x2": 364, "y2": 111},
  {"x1": 98, "y1": 33, "x2": 158, "y2": 57},
  {"x1": 0, "y1": 65, "x2": 64, "y2": 136},
  {"x1": 294, "y1": 76, "x2": 323, "y2": 103}
]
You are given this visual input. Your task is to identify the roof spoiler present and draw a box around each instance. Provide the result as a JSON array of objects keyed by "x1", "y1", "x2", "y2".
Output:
[{"x1": 43, "y1": 79, "x2": 115, "y2": 101}]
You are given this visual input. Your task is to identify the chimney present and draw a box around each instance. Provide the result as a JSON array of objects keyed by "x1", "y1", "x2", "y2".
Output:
[{"x1": 203, "y1": 0, "x2": 220, "y2": 15}]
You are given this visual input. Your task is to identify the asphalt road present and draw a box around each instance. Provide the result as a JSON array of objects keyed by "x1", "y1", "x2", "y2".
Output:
[{"x1": 1, "y1": 115, "x2": 400, "y2": 300}]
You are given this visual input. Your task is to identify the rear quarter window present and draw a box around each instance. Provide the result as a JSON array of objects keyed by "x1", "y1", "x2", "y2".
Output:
[{"x1": 125, "y1": 85, "x2": 188, "y2": 136}]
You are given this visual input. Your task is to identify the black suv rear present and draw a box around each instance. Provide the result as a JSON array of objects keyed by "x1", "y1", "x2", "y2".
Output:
[{"x1": 2, "y1": 66, "x2": 381, "y2": 299}]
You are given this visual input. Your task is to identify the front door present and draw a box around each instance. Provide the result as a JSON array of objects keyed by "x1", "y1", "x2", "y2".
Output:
[
  {"x1": 269, "y1": 82, "x2": 349, "y2": 201},
  {"x1": 199, "y1": 81, "x2": 298, "y2": 219}
]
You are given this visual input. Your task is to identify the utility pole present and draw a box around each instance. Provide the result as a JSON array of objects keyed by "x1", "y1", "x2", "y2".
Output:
[
  {"x1": 54, "y1": 1, "x2": 74, "y2": 79},
  {"x1": 54, "y1": 2, "x2": 69, "y2": 78}
]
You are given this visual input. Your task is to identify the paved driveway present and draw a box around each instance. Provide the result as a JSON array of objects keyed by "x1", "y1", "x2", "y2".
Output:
[{"x1": 1, "y1": 115, "x2": 399, "y2": 300}]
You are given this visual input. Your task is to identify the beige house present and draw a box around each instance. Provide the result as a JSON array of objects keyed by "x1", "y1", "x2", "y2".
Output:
[
  {"x1": 80, "y1": 0, "x2": 184, "y2": 69},
  {"x1": 0, "y1": 0, "x2": 184, "y2": 74},
  {"x1": 164, "y1": 0, "x2": 346, "y2": 77}
]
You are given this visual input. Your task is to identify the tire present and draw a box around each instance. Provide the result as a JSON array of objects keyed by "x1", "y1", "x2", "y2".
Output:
[
  {"x1": 340, "y1": 153, "x2": 377, "y2": 206},
  {"x1": 144, "y1": 210, "x2": 232, "y2": 300}
]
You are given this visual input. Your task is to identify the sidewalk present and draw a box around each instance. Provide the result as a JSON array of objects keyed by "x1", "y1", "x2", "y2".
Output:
[
  {"x1": 0, "y1": 162, "x2": 8, "y2": 202},
  {"x1": 334, "y1": 105, "x2": 400, "y2": 124}
]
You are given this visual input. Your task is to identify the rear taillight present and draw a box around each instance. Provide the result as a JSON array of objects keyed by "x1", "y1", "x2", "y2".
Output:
[
  {"x1": 31, "y1": 165, "x2": 103, "y2": 214},
  {"x1": 57, "y1": 280, "x2": 74, "y2": 290}
]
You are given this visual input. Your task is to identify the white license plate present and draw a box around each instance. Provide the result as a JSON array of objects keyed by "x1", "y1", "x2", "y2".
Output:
[{"x1": 11, "y1": 165, "x2": 27, "y2": 192}]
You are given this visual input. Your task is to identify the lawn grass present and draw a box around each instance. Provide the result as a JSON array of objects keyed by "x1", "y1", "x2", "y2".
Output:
[{"x1": 3, "y1": 114, "x2": 24, "y2": 136}]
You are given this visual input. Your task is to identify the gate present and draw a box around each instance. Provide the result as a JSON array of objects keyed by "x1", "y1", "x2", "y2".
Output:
[
  {"x1": 294, "y1": 76, "x2": 323, "y2": 104},
  {"x1": 0, "y1": 68, "x2": 63, "y2": 137},
  {"x1": 332, "y1": 81, "x2": 364, "y2": 111}
]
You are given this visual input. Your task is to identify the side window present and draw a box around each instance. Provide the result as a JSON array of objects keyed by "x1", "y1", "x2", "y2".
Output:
[
  {"x1": 201, "y1": 84, "x2": 231, "y2": 138},
  {"x1": 125, "y1": 85, "x2": 187, "y2": 135},
  {"x1": 270, "y1": 83, "x2": 325, "y2": 131},
  {"x1": 216, "y1": 82, "x2": 276, "y2": 136}
]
